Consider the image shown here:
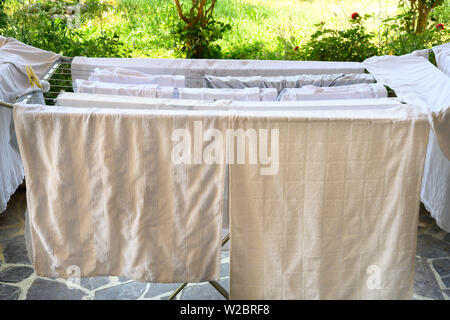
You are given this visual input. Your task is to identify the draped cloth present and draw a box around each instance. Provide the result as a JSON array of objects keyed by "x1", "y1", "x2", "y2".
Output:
[
  {"x1": 364, "y1": 54, "x2": 450, "y2": 232},
  {"x1": 229, "y1": 105, "x2": 429, "y2": 299},
  {"x1": 0, "y1": 36, "x2": 60, "y2": 213},
  {"x1": 13, "y1": 103, "x2": 228, "y2": 283}
]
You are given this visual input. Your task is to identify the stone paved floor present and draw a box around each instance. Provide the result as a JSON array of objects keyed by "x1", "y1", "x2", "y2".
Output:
[{"x1": 0, "y1": 189, "x2": 449, "y2": 300}]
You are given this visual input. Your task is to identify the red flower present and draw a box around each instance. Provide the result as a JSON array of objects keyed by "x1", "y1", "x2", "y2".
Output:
[
  {"x1": 294, "y1": 46, "x2": 299, "y2": 51},
  {"x1": 436, "y1": 23, "x2": 445, "y2": 30},
  {"x1": 351, "y1": 12, "x2": 360, "y2": 20}
]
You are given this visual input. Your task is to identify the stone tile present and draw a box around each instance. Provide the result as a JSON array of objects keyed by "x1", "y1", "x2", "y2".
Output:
[
  {"x1": 416, "y1": 234, "x2": 450, "y2": 259},
  {"x1": 0, "y1": 266, "x2": 34, "y2": 283},
  {"x1": 80, "y1": 276, "x2": 110, "y2": 290},
  {"x1": 432, "y1": 258, "x2": 450, "y2": 278},
  {"x1": 414, "y1": 256, "x2": 444, "y2": 300},
  {"x1": 144, "y1": 283, "x2": 183, "y2": 299},
  {"x1": 442, "y1": 276, "x2": 450, "y2": 288},
  {"x1": 220, "y1": 262, "x2": 229, "y2": 278},
  {"x1": 3, "y1": 236, "x2": 30, "y2": 264},
  {"x1": 95, "y1": 281, "x2": 147, "y2": 300},
  {"x1": 0, "y1": 283, "x2": 21, "y2": 300},
  {"x1": 181, "y1": 280, "x2": 229, "y2": 300},
  {"x1": 444, "y1": 233, "x2": 450, "y2": 243},
  {"x1": 0, "y1": 227, "x2": 22, "y2": 242},
  {"x1": 26, "y1": 278, "x2": 86, "y2": 300}
]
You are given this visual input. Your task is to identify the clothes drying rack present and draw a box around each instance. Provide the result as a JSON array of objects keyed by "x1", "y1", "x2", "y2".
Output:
[{"x1": 0, "y1": 56, "x2": 400, "y2": 300}]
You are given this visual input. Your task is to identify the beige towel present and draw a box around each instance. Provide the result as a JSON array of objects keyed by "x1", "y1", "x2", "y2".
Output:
[
  {"x1": 229, "y1": 105, "x2": 429, "y2": 299},
  {"x1": 13, "y1": 103, "x2": 228, "y2": 283}
]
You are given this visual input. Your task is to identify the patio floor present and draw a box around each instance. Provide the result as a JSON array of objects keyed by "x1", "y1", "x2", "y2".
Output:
[{"x1": 0, "y1": 188, "x2": 449, "y2": 300}]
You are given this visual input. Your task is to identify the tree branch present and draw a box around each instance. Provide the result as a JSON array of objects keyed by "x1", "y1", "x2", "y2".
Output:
[{"x1": 174, "y1": 0, "x2": 190, "y2": 23}]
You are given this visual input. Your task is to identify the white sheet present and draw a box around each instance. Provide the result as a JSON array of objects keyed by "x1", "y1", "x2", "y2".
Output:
[
  {"x1": 72, "y1": 57, "x2": 366, "y2": 87},
  {"x1": 433, "y1": 43, "x2": 450, "y2": 76},
  {"x1": 88, "y1": 67, "x2": 186, "y2": 87},
  {"x1": 56, "y1": 92, "x2": 402, "y2": 111},
  {"x1": 364, "y1": 54, "x2": 450, "y2": 232},
  {"x1": 279, "y1": 83, "x2": 387, "y2": 101},
  {"x1": 0, "y1": 37, "x2": 60, "y2": 213},
  {"x1": 204, "y1": 73, "x2": 375, "y2": 92},
  {"x1": 13, "y1": 103, "x2": 228, "y2": 283},
  {"x1": 229, "y1": 104, "x2": 430, "y2": 299}
]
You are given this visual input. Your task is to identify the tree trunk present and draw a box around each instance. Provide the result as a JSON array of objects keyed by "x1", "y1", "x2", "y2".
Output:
[{"x1": 415, "y1": 2, "x2": 429, "y2": 33}]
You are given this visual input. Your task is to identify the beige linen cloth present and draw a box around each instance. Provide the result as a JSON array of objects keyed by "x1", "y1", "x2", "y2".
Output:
[
  {"x1": 13, "y1": 103, "x2": 228, "y2": 283},
  {"x1": 229, "y1": 105, "x2": 429, "y2": 299}
]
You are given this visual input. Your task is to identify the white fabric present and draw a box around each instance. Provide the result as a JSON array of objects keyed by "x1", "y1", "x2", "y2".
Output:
[
  {"x1": 56, "y1": 92, "x2": 401, "y2": 111},
  {"x1": 178, "y1": 87, "x2": 277, "y2": 101},
  {"x1": 433, "y1": 43, "x2": 450, "y2": 76},
  {"x1": 205, "y1": 73, "x2": 375, "y2": 92},
  {"x1": 279, "y1": 83, "x2": 387, "y2": 101},
  {"x1": 88, "y1": 67, "x2": 186, "y2": 87},
  {"x1": 364, "y1": 54, "x2": 450, "y2": 232},
  {"x1": 0, "y1": 37, "x2": 60, "y2": 213},
  {"x1": 72, "y1": 57, "x2": 366, "y2": 87},
  {"x1": 229, "y1": 104, "x2": 430, "y2": 299},
  {"x1": 13, "y1": 103, "x2": 228, "y2": 283},
  {"x1": 75, "y1": 79, "x2": 158, "y2": 98}
]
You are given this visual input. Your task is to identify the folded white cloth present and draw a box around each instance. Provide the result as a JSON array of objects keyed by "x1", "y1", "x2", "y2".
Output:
[
  {"x1": 13, "y1": 103, "x2": 228, "y2": 283},
  {"x1": 88, "y1": 67, "x2": 186, "y2": 87},
  {"x1": 229, "y1": 104, "x2": 430, "y2": 299},
  {"x1": 433, "y1": 43, "x2": 450, "y2": 77},
  {"x1": 75, "y1": 79, "x2": 158, "y2": 98},
  {"x1": 72, "y1": 57, "x2": 366, "y2": 87},
  {"x1": 0, "y1": 37, "x2": 60, "y2": 213},
  {"x1": 364, "y1": 54, "x2": 450, "y2": 232},
  {"x1": 278, "y1": 83, "x2": 387, "y2": 101},
  {"x1": 177, "y1": 87, "x2": 278, "y2": 101},
  {"x1": 260, "y1": 88, "x2": 278, "y2": 101},
  {"x1": 204, "y1": 73, "x2": 375, "y2": 92}
]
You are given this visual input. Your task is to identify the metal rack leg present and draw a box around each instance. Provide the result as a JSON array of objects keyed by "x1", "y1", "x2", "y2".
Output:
[{"x1": 168, "y1": 233, "x2": 230, "y2": 300}]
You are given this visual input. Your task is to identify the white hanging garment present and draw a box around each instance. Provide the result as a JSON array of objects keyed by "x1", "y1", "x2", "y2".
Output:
[
  {"x1": 278, "y1": 83, "x2": 387, "y2": 101},
  {"x1": 204, "y1": 73, "x2": 375, "y2": 91},
  {"x1": 229, "y1": 104, "x2": 429, "y2": 299},
  {"x1": 178, "y1": 87, "x2": 263, "y2": 101},
  {"x1": 88, "y1": 67, "x2": 186, "y2": 87},
  {"x1": 75, "y1": 79, "x2": 158, "y2": 98},
  {"x1": 0, "y1": 37, "x2": 60, "y2": 213},
  {"x1": 433, "y1": 42, "x2": 450, "y2": 77},
  {"x1": 13, "y1": 103, "x2": 228, "y2": 283},
  {"x1": 364, "y1": 54, "x2": 450, "y2": 232}
]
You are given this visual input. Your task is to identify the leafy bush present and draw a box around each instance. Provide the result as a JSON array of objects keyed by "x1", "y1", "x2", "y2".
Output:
[
  {"x1": 0, "y1": 0, "x2": 130, "y2": 57},
  {"x1": 170, "y1": 0, "x2": 231, "y2": 58},
  {"x1": 292, "y1": 14, "x2": 380, "y2": 62},
  {"x1": 379, "y1": 2, "x2": 449, "y2": 55}
]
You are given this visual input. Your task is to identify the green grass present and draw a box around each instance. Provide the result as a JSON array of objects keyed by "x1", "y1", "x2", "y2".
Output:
[{"x1": 2, "y1": 0, "x2": 449, "y2": 58}]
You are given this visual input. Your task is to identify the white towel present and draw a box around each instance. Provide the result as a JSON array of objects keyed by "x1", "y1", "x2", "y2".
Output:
[
  {"x1": 278, "y1": 83, "x2": 387, "y2": 101},
  {"x1": 0, "y1": 37, "x2": 60, "y2": 213},
  {"x1": 204, "y1": 74, "x2": 375, "y2": 92},
  {"x1": 433, "y1": 43, "x2": 450, "y2": 77},
  {"x1": 75, "y1": 79, "x2": 158, "y2": 98},
  {"x1": 177, "y1": 87, "x2": 275, "y2": 101},
  {"x1": 229, "y1": 104, "x2": 430, "y2": 299},
  {"x1": 364, "y1": 54, "x2": 450, "y2": 232},
  {"x1": 13, "y1": 103, "x2": 228, "y2": 283},
  {"x1": 88, "y1": 67, "x2": 186, "y2": 87}
]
